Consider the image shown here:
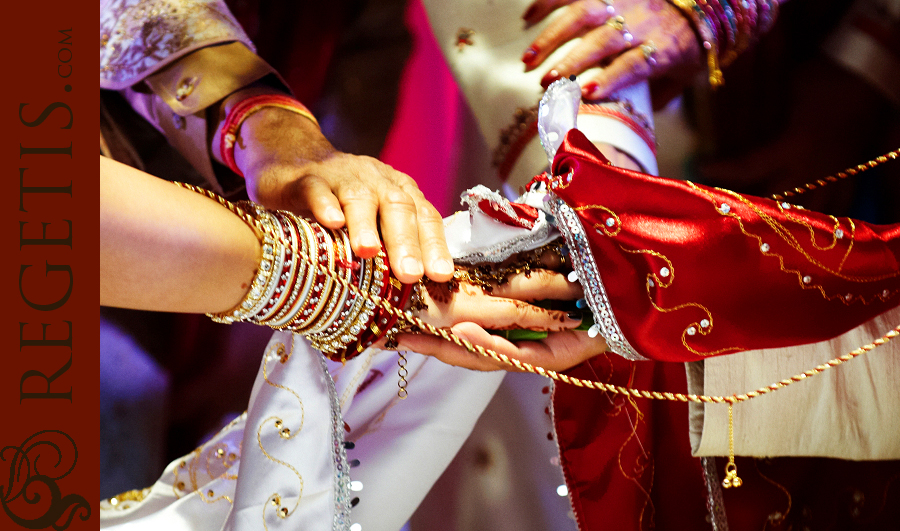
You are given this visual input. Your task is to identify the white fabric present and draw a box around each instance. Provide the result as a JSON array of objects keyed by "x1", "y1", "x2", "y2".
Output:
[
  {"x1": 101, "y1": 333, "x2": 349, "y2": 530},
  {"x1": 421, "y1": 0, "x2": 657, "y2": 196},
  {"x1": 688, "y1": 307, "x2": 900, "y2": 460},
  {"x1": 100, "y1": 333, "x2": 504, "y2": 531},
  {"x1": 444, "y1": 185, "x2": 557, "y2": 264}
]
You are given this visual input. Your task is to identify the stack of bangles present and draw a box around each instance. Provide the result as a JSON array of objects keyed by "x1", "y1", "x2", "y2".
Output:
[
  {"x1": 667, "y1": 0, "x2": 780, "y2": 87},
  {"x1": 177, "y1": 183, "x2": 414, "y2": 363}
]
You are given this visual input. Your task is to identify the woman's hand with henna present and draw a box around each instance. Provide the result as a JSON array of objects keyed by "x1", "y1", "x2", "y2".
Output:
[
  {"x1": 522, "y1": 0, "x2": 702, "y2": 105},
  {"x1": 393, "y1": 267, "x2": 608, "y2": 372}
]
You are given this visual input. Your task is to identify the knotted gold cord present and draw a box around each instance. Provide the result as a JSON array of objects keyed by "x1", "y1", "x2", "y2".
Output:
[
  {"x1": 771, "y1": 148, "x2": 900, "y2": 201},
  {"x1": 175, "y1": 181, "x2": 898, "y2": 406},
  {"x1": 177, "y1": 180, "x2": 898, "y2": 489}
]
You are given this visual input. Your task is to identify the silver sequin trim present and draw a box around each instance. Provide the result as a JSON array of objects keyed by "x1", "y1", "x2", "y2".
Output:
[
  {"x1": 548, "y1": 197, "x2": 643, "y2": 360},
  {"x1": 317, "y1": 353, "x2": 352, "y2": 531},
  {"x1": 453, "y1": 222, "x2": 552, "y2": 264}
]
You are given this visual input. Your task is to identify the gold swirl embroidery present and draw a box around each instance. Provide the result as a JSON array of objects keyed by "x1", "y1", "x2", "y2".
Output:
[
  {"x1": 839, "y1": 219, "x2": 856, "y2": 273},
  {"x1": 586, "y1": 358, "x2": 655, "y2": 529},
  {"x1": 776, "y1": 202, "x2": 858, "y2": 273},
  {"x1": 690, "y1": 183, "x2": 896, "y2": 305},
  {"x1": 777, "y1": 201, "x2": 842, "y2": 251},
  {"x1": 620, "y1": 247, "x2": 742, "y2": 357},
  {"x1": 620, "y1": 397, "x2": 655, "y2": 531},
  {"x1": 258, "y1": 340, "x2": 306, "y2": 528},
  {"x1": 574, "y1": 203, "x2": 623, "y2": 236},
  {"x1": 171, "y1": 437, "x2": 239, "y2": 504}
]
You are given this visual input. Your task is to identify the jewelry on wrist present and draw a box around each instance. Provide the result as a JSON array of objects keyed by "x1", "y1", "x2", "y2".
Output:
[
  {"x1": 175, "y1": 182, "x2": 404, "y2": 363},
  {"x1": 219, "y1": 94, "x2": 319, "y2": 178}
]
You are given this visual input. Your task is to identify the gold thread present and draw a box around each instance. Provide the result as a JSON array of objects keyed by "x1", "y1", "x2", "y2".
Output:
[
  {"x1": 619, "y1": 246, "x2": 742, "y2": 357},
  {"x1": 690, "y1": 183, "x2": 895, "y2": 305},
  {"x1": 175, "y1": 182, "x2": 900, "y2": 406}
]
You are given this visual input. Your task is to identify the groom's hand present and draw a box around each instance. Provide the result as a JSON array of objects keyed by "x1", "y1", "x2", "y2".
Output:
[{"x1": 212, "y1": 87, "x2": 454, "y2": 284}]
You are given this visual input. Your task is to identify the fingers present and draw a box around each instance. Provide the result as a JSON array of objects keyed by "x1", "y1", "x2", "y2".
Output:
[
  {"x1": 420, "y1": 282, "x2": 582, "y2": 331},
  {"x1": 396, "y1": 322, "x2": 608, "y2": 373},
  {"x1": 374, "y1": 185, "x2": 425, "y2": 282},
  {"x1": 397, "y1": 323, "x2": 517, "y2": 371},
  {"x1": 397, "y1": 181, "x2": 454, "y2": 283},
  {"x1": 540, "y1": 23, "x2": 634, "y2": 87},
  {"x1": 522, "y1": 0, "x2": 702, "y2": 96},
  {"x1": 522, "y1": 0, "x2": 579, "y2": 26},
  {"x1": 581, "y1": 45, "x2": 655, "y2": 100},
  {"x1": 489, "y1": 268, "x2": 584, "y2": 301},
  {"x1": 279, "y1": 173, "x2": 346, "y2": 229},
  {"x1": 525, "y1": 0, "x2": 612, "y2": 74}
]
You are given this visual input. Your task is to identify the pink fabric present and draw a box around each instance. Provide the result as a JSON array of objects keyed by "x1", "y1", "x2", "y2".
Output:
[{"x1": 379, "y1": 0, "x2": 461, "y2": 216}]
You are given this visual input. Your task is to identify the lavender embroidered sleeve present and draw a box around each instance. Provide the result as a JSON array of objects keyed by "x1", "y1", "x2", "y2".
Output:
[{"x1": 99, "y1": 0, "x2": 285, "y2": 189}]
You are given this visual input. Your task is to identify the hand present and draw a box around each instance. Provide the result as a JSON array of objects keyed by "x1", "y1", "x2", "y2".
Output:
[
  {"x1": 394, "y1": 267, "x2": 608, "y2": 372},
  {"x1": 522, "y1": 0, "x2": 702, "y2": 105},
  {"x1": 212, "y1": 87, "x2": 454, "y2": 284}
]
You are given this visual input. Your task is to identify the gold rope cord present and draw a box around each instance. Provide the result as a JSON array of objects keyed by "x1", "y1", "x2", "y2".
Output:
[
  {"x1": 175, "y1": 180, "x2": 898, "y2": 406},
  {"x1": 770, "y1": 148, "x2": 900, "y2": 202}
]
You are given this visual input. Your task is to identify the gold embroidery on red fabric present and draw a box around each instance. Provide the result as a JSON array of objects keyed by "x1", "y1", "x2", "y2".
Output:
[
  {"x1": 574, "y1": 204, "x2": 623, "y2": 236},
  {"x1": 620, "y1": 246, "x2": 743, "y2": 357},
  {"x1": 839, "y1": 219, "x2": 856, "y2": 273},
  {"x1": 617, "y1": 366, "x2": 655, "y2": 530},
  {"x1": 689, "y1": 183, "x2": 897, "y2": 305},
  {"x1": 777, "y1": 202, "x2": 842, "y2": 251}
]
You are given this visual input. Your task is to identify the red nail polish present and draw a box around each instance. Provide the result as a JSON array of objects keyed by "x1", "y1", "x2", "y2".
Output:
[
  {"x1": 582, "y1": 82, "x2": 600, "y2": 99},
  {"x1": 521, "y1": 46, "x2": 538, "y2": 64},
  {"x1": 522, "y1": 4, "x2": 537, "y2": 20},
  {"x1": 541, "y1": 69, "x2": 561, "y2": 88}
]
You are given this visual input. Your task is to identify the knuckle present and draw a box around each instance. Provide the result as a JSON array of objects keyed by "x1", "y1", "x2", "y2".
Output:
[{"x1": 382, "y1": 189, "x2": 417, "y2": 210}]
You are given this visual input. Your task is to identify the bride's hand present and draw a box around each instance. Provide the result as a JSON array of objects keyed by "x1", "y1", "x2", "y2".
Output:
[
  {"x1": 398, "y1": 322, "x2": 606, "y2": 372},
  {"x1": 392, "y1": 267, "x2": 608, "y2": 372}
]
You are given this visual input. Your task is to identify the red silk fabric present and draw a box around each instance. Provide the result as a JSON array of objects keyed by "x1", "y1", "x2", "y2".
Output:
[
  {"x1": 549, "y1": 129, "x2": 900, "y2": 362},
  {"x1": 549, "y1": 130, "x2": 900, "y2": 530}
]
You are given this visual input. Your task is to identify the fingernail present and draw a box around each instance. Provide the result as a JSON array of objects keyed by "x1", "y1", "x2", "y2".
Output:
[
  {"x1": 521, "y1": 45, "x2": 538, "y2": 64},
  {"x1": 401, "y1": 256, "x2": 424, "y2": 277},
  {"x1": 522, "y1": 4, "x2": 537, "y2": 20},
  {"x1": 351, "y1": 497, "x2": 360, "y2": 507},
  {"x1": 582, "y1": 82, "x2": 600, "y2": 99},
  {"x1": 575, "y1": 298, "x2": 587, "y2": 309},
  {"x1": 343, "y1": 441, "x2": 355, "y2": 450},
  {"x1": 349, "y1": 459, "x2": 361, "y2": 468},
  {"x1": 567, "y1": 271, "x2": 579, "y2": 282},
  {"x1": 359, "y1": 230, "x2": 379, "y2": 249},
  {"x1": 432, "y1": 258, "x2": 454, "y2": 276},
  {"x1": 541, "y1": 69, "x2": 561, "y2": 88},
  {"x1": 567, "y1": 311, "x2": 582, "y2": 321}
]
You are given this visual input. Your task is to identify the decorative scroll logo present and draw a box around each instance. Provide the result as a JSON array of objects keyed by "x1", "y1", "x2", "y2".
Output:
[{"x1": 1, "y1": 430, "x2": 90, "y2": 529}]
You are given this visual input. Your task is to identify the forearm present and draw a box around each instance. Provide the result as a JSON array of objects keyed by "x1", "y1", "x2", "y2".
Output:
[{"x1": 100, "y1": 155, "x2": 259, "y2": 313}]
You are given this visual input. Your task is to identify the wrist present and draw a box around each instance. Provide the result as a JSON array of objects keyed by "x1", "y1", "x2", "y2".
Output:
[{"x1": 211, "y1": 91, "x2": 321, "y2": 175}]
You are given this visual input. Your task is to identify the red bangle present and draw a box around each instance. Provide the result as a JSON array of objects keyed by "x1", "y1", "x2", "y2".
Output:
[{"x1": 219, "y1": 94, "x2": 318, "y2": 178}]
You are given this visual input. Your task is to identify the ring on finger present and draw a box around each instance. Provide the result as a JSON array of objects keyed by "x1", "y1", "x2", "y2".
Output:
[
  {"x1": 606, "y1": 15, "x2": 634, "y2": 46},
  {"x1": 639, "y1": 40, "x2": 658, "y2": 66}
]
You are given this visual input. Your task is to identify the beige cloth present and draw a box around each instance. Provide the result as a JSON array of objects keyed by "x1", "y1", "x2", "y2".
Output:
[
  {"x1": 100, "y1": 0, "x2": 286, "y2": 188},
  {"x1": 688, "y1": 306, "x2": 900, "y2": 460}
]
